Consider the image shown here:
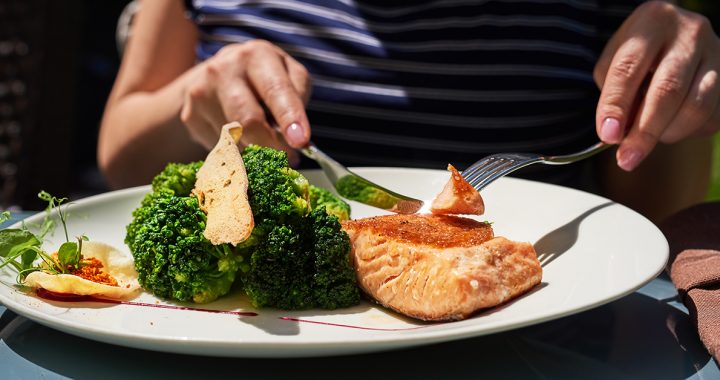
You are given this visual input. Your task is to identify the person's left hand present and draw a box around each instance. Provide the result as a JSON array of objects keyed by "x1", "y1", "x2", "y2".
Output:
[{"x1": 594, "y1": 1, "x2": 720, "y2": 171}]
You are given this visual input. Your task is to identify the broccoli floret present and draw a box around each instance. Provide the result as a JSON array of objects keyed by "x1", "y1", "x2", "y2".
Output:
[
  {"x1": 151, "y1": 161, "x2": 203, "y2": 196},
  {"x1": 308, "y1": 208, "x2": 359, "y2": 309},
  {"x1": 241, "y1": 145, "x2": 310, "y2": 220},
  {"x1": 126, "y1": 165, "x2": 242, "y2": 304},
  {"x1": 242, "y1": 221, "x2": 312, "y2": 309},
  {"x1": 309, "y1": 185, "x2": 351, "y2": 222},
  {"x1": 242, "y1": 209, "x2": 358, "y2": 310}
]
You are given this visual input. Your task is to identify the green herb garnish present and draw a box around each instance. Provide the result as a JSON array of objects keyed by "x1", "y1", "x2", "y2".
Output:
[{"x1": 0, "y1": 192, "x2": 87, "y2": 283}]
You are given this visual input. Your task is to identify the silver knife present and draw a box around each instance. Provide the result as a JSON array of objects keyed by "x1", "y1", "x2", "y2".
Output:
[{"x1": 301, "y1": 143, "x2": 424, "y2": 214}]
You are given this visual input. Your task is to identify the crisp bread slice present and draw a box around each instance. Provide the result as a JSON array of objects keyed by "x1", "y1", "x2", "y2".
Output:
[{"x1": 192, "y1": 122, "x2": 254, "y2": 245}]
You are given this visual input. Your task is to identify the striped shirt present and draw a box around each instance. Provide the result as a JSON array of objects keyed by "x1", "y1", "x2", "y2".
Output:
[{"x1": 185, "y1": 0, "x2": 644, "y2": 189}]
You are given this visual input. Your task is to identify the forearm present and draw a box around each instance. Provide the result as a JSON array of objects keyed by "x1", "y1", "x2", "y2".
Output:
[{"x1": 98, "y1": 65, "x2": 206, "y2": 189}]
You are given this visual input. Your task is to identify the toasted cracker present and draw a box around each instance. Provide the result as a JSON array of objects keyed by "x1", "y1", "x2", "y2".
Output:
[
  {"x1": 430, "y1": 164, "x2": 485, "y2": 215},
  {"x1": 192, "y1": 122, "x2": 254, "y2": 245}
]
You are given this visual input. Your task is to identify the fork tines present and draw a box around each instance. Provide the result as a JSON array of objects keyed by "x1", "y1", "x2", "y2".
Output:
[{"x1": 462, "y1": 157, "x2": 517, "y2": 188}]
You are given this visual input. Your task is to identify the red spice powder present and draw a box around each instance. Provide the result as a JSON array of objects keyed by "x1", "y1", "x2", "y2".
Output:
[
  {"x1": 69, "y1": 257, "x2": 119, "y2": 286},
  {"x1": 50, "y1": 252, "x2": 119, "y2": 287}
]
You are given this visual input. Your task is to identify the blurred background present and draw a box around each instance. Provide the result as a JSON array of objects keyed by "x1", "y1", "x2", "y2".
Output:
[
  {"x1": 0, "y1": 0, "x2": 718, "y2": 210},
  {"x1": 0, "y1": 0, "x2": 128, "y2": 210}
]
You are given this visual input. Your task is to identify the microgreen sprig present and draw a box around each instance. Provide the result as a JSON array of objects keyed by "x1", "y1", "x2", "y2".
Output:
[
  {"x1": 37, "y1": 191, "x2": 69, "y2": 241},
  {"x1": 0, "y1": 192, "x2": 87, "y2": 283},
  {"x1": 0, "y1": 211, "x2": 10, "y2": 224}
]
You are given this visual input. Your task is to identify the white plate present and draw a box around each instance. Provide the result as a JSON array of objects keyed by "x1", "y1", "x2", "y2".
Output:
[{"x1": 0, "y1": 168, "x2": 668, "y2": 358}]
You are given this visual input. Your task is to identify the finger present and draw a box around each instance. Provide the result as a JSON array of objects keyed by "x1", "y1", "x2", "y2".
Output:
[
  {"x1": 266, "y1": 42, "x2": 312, "y2": 100},
  {"x1": 593, "y1": 13, "x2": 636, "y2": 88},
  {"x1": 181, "y1": 82, "x2": 227, "y2": 149},
  {"x1": 626, "y1": 38, "x2": 702, "y2": 145},
  {"x1": 240, "y1": 122, "x2": 293, "y2": 154},
  {"x1": 284, "y1": 55, "x2": 313, "y2": 104},
  {"x1": 246, "y1": 49, "x2": 310, "y2": 148},
  {"x1": 595, "y1": 27, "x2": 666, "y2": 145},
  {"x1": 662, "y1": 62, "x2": 720, "y2": 142},
  {"x1": 215, "y1": 78, "x2": 290, "y2": 153}
]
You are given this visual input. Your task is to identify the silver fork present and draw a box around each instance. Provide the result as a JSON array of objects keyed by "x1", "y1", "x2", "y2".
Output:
[{"x1": 461, "y1": 142, "x2": 611, "y2": 192}]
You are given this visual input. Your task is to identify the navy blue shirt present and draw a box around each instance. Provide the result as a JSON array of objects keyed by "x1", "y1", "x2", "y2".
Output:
[{"x1": 185, "y1": 0, "x2": 643, "y2": 190}]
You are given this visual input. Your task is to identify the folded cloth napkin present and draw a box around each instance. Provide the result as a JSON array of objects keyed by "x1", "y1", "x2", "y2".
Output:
[
  {"x1": 670, "y1": 249, "x2": 720, "y2": 361},
  {"x1": 660, "y1": 201, "x2": 720, "y2": 362}
]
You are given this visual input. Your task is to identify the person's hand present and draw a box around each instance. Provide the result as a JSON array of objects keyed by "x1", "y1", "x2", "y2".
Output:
[
  {"x1": 180, "y1": 39, "x2": 311, "y2": 163},
  {"x1": 594, "y1": 1, "x2": 720, "y2": 171}
]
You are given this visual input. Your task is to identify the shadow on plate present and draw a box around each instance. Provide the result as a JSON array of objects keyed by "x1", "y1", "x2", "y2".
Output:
[
  {"x1": 237, "y1": 301, "x2": 377, "y2": 336},
  {"x1": 534, "y1": 202, "x2": 613, "y2": 267},
  {"x1": 1, "y1": 282, "x2": 716, "y2": 380}
]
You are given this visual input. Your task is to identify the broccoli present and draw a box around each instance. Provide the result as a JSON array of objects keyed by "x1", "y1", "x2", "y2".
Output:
[
  {"x1": 126, "y1": 162, "x2": 243, "y2": 303},
  {"x1": 242, "y1": 208, "x2": 358, "y2": 309},
  {"x1": 308, "y1": 208, "x2": 358, "y2": 309},
  {"x1": 309, "y1": 185, "x2": 351, "y2": 222},
  {"x1": 241, "y1": 144, "x2": 310, "y2": 221},
  {"x1": 126, "y1": 194, "x2": 243, "y2": 303},
  {"x1": 125, "y1": 145, "x2": 360, "y2": 310},
  {"x1": 151, "y1": 161, "x2": 204, "y2": 196}
]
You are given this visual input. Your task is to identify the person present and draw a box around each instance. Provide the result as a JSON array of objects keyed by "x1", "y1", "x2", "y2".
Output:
[{"x1": 97, "y1": 0, "x2": 719, "y2": 222}]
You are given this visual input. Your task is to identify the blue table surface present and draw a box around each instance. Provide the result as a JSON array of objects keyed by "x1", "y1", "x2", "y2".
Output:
[{"x1": 1, "y1": 212, "x2": 718, "y2": 379}]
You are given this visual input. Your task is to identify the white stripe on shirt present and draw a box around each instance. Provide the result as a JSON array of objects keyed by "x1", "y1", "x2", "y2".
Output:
[{"x1": 198, "y1": 13, "x2": 381, "y2": 46}]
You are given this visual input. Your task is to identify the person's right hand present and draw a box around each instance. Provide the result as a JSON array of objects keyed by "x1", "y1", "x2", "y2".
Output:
[{"x1": 180, "y1": 40, "x2": 312, "y2": 163}]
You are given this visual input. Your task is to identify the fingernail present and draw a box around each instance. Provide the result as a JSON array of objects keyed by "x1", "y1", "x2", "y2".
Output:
[
  {"x1": 600, "y1": 117, "x2": 622, "y2": 143},
  {"x1": 617, "y1": 148, "x2": 643, "y2": 172},
  {"x1": 285, "y1": 122, "x2": 306, "y2": 147}
]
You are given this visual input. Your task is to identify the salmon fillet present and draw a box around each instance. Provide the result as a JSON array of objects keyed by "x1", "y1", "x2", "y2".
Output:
[
  {"x1": 342, "y1": 214, "x2": 542, "y2": 321},
  {"x1": 430, "y1": 164, "x2": 485, "y2": 215}
]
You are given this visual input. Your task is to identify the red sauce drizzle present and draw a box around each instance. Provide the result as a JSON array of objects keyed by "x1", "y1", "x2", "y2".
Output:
[
  {"x1": 35, "y1": 288, "x2": 258, "y2": 316},
  {"x1": 278, "y1": 316, "x2": 426, "y2": 331},
  {"x1": 35, "y1": 289, "x2": 427, "y2": 330}
]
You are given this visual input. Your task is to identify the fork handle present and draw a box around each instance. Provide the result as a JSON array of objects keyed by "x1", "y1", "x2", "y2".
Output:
[{"x1": 544, "y1": 142, "x2": 610, "y2": 165}]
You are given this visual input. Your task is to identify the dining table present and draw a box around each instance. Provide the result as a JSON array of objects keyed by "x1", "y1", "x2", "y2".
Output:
[{"x1": 1, "y1": 209, "x2": 718, "y2": 380}]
